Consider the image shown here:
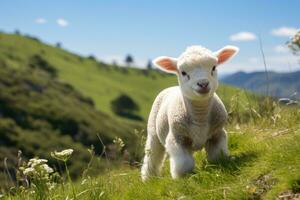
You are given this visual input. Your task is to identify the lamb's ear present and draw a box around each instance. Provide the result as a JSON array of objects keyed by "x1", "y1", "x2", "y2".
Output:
[
  {"x1": 215, "y1": 45, "x2": 239, "y2": 65},
  {"x1": 153, "y1": 56, "x2": 178, "y2": 74}
]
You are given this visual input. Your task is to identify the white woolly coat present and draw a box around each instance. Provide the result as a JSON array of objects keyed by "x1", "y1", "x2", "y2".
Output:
[{"x1": 148, "y1": 86, "x2": 227, "y2": 151}]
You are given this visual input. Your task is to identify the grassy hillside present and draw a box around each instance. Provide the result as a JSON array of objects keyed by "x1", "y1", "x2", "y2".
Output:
[
  {"x1": 0, "y1": 32, "x2": 176, "y2": 118},
  {"x1": 0, "y1": 51, "x2": 145, "y2": 189},
  {"x1": 3, "y1": 105, "x2": 300, "y2": 200},
  {"x1": 0, "y1": 32, "x2": 253, "y2": 119}
]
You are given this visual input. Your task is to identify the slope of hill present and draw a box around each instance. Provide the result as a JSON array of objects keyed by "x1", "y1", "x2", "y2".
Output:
[
  {"x1": 221, "y1": 71, "x2": 300, "y2": 99},
  {"x1": 0, "y1": 54, "x2": 146, "y2": 187},
  {"x1": 0, "y1": 32, "x2": 178, "y2": 118},
  {"x1": 0, "y1": 32, "x2": 255, "y2": 119}
]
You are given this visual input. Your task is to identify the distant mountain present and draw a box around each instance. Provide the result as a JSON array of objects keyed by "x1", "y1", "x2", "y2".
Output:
[{"x1": 221, "y1": 70, "x2": 300, "y2": 98}]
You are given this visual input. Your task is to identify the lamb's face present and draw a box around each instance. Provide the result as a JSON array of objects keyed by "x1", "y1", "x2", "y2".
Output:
[
  {"x1": 177, "y1": 52, "x2": 218, "y2": 100},
  {"x1": 153, "y1": 45, "x2": 239, "y2": 100}
]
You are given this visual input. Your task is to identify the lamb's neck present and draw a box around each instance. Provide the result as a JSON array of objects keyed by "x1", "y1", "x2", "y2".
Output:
[{"x1": 183, "y1": 96, "x2": 212, "y2": 125}]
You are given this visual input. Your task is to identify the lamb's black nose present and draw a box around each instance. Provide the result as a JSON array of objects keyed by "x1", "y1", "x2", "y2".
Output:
[{"x1": 197, "y1": 81, "x2": 209, "y2": 89}]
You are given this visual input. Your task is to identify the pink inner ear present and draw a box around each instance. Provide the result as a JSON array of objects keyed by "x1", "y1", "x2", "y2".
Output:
[
  {"x1": 217, "y1": 49, "x2": 236, "y2": 64},
  {"x1": 156, "y1": 59, "x2": 178, "y2": 72}
]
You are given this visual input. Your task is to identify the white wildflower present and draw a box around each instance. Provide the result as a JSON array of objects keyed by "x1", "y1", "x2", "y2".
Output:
[
  {"x1": 46, "y1": 182, "x2": 56, "y2": 191},
  {"x1": 28, "y1": 158, "x2": 48, "y2": 167},
  {"x1": 23, "y1": 167, "x2": 35, "y2": 176},
  {"x1": 113, "y1": 137, "x2": 125, "y2": 152},
  {"x1": 51, "y1": 149, "x2": 73, "y2": 162},
  {"x1": 41, "y1": 164, "x2": 54, "y2": 174}
]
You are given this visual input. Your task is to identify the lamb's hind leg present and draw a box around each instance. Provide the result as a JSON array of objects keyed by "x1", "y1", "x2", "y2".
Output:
[
  {"x1": 141, "y1": 133, "x2": 165, "y2": 181},
  {"x1": 205, "y1": 128, "x2": 229, "y2": 162}
]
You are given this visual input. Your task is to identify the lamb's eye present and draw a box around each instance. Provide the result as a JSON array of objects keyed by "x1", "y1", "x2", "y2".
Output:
[
  {"x1": 181, "y1": 71, "x2": 190, "y2": 80},
  {"x1": 211, "y1": 66, "x2": 216, "y2": 75}
]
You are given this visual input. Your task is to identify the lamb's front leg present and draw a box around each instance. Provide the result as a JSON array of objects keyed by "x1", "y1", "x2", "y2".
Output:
[
  {"x1": 165, "y1": 134, "x2": 194, "y2": 179},
  {"x1": 205, "y1": 128, "x2": 229, "y2": 162},
  {"x1": 141, "y1": 133, "x2": 165, "y2": 181}
]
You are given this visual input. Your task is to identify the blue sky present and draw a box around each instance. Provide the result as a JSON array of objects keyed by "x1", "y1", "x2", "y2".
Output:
[{"x1": 0, "y1": 0, "x2": 299, "y2": 74}]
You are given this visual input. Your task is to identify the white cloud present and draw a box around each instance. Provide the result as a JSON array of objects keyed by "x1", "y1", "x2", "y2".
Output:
[
  {"x1": 271, "y1": 27, "x2": 298, "y2": 37},
  {"x1": 229, "y1": 32, "x2": 257, "y2": 41},
  {"x1": 35, "y1": 18, "x2": 47, "y2": 24},
  {"x1": 56, "y1": 18, "x2": 69, "y2": 27},
  {"x1": 273, "y1": 45, "x2": 289, "y2": 53}
]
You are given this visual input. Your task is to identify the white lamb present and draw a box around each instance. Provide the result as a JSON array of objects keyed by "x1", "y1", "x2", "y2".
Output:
[{"x1": 141, "y1": 45, "x2": 239, "y2": 181}]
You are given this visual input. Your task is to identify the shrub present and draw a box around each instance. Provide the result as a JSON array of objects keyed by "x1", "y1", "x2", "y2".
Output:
[
  {"x1": 28, "y1": 54, "x2": 57, "y2": 77},
  {"x1": 111, "y1": 94, "x2": 142, "y2": 120},
  {"x1": 125, "y1": 54, "x2": 134, "y2": 67},
  {"x1": 87, "y1": 55, "x2": 96, "y2": 61}
]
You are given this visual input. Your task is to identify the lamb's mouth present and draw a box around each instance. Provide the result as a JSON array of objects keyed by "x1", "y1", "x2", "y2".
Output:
[{"x1": 194, "y1": 88, "x2": 210, "y2": 95}]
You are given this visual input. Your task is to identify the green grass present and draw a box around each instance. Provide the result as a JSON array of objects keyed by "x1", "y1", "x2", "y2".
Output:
[{"x1": 3, "y1": 108, "x2": 300, "y2": 200}]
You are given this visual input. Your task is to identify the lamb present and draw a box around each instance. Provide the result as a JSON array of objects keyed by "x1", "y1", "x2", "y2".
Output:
[{"x1": 141, "y1": 45, "x2": 239, "y2": 181}]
